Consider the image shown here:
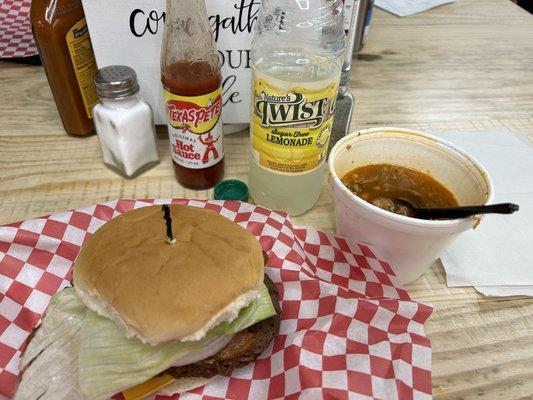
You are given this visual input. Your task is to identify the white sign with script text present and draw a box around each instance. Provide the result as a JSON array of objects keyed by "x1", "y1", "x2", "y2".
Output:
[{"x1": 82, "y1": 0, "x2": 259, "y2": 125}]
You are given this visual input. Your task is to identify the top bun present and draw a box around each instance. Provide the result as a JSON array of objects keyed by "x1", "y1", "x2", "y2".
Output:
[{"x1": 73, "y1": 205, "x2": 264, "y2": 345}]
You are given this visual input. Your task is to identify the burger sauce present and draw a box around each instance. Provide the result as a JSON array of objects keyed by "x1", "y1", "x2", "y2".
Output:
[
  {"x1": 31, "y1": 0, "x2": 98, "y2": 136},
  {"x1": 161, "y1": 0, "x2": 224, "y2": 190}
]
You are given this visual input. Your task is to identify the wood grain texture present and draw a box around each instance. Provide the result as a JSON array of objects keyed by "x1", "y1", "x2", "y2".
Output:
[{"x1": 1, "y1": 0, "x2": 532, "y2": 398}]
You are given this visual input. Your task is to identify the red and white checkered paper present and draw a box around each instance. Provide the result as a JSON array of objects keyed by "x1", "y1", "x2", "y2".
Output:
[
  {"x1": 0, "y1": 0, "x2": 37, "y2": 58},
  {"x1": 0, "y1": 200, "x2": 432, "y2": 400}
]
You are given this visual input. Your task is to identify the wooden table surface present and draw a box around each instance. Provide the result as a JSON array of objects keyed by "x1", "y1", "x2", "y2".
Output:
[{"x1": 1, "y1": 0, "x2": 533, "y2": 398}]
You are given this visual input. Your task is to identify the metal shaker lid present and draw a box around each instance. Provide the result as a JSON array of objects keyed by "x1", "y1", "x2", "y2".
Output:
[{"x1": 94, "y1": 65, "x2": 140, "y2": 99}]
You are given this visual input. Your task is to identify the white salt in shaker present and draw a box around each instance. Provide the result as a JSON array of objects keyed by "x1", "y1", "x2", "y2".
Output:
[{"x1": 93, "y1": 66, "x2": 159, "y2": 178}]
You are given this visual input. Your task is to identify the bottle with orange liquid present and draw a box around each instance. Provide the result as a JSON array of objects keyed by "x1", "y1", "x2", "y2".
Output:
[{"x1": 31, "y1": 0, "x2": 98, "y2": 136}]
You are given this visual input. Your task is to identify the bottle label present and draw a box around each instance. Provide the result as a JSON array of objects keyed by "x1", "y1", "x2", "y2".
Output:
[
  {"x1": 251, "y1": 71, "x2": 339, "y2": 174},
  {"x1": 65, "y1": 18, "x2": 98, "y2": 119},
  {"x1": 164, "y1": 87, "x2": 224, "y2": 169}
]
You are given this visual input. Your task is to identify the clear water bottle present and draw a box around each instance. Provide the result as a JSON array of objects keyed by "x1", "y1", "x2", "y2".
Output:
[{"x1": 249, "y1": 0, "x2": 345, "y2": 215}]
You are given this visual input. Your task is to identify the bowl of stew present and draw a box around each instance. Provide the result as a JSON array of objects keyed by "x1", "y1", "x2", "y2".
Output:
[{"x1": 328, "y1": 127, "x2": 492, "y2": 284}]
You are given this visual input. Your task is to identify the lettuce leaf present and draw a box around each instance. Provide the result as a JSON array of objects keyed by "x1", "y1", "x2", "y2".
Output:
[
  {"x1": 78, "y1": 283, "x2": 276, "y2": 399},
  {"x1": 15, "y1": 284, "x2": 276, "y2": 400},
  {"x1": 211, "y1": 283, "x2": 276, "y2": 335},
  {"x1": 15, "y1": 288, "x2": 85, "y2": 400}
]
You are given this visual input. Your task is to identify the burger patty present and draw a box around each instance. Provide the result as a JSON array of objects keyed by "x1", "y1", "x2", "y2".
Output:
[{"x1": 165, "y1": 273, "x2": 281, "y2": 379}]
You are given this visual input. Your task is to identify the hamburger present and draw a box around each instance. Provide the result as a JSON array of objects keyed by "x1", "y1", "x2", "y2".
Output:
[{"x1": 15, "y1": 205, "x2": 280, "y2": 399}]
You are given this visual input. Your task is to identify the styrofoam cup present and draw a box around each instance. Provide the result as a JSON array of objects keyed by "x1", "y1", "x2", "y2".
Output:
[{"x1": 328, "y1": 127, "x2": 493, "y2": 284}]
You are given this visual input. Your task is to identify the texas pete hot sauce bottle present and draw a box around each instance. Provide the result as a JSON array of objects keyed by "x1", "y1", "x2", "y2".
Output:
[{"x1": 161, "y1": 0, "x2": 224, "y2": 190}]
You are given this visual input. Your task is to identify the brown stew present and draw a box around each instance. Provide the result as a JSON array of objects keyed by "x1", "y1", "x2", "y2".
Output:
[{"x1": 341, "y1": 164, "x2": 458, "y2": 217}]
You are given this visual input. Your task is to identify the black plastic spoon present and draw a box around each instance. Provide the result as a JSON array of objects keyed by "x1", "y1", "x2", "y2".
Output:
[{"x1": 394, "y1": 201, "x2": 519, "y2": 220}]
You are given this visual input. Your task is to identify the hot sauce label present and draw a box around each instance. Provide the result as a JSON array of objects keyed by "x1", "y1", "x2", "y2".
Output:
[
  {"x1": 251, "y1": 70, "x2": 339, "y2": 174},
  {"x1": 164, "y1": 88, "x2": 224, "y2": 169}
]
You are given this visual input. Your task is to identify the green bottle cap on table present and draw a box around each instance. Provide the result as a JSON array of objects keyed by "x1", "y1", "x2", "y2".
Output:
[{"x1": 214, "y1": 179, "x2": 249, "y2": 202}]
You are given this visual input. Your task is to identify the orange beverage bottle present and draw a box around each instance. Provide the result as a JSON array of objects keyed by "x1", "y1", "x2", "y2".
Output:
[{"x1": 31, "y1": 0, "x2": 98, "y2": 136}]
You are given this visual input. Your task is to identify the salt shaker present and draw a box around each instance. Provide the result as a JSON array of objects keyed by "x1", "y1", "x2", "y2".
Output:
[{"x1": 93, "y1": 66, "x2": 159, "y2": 178}]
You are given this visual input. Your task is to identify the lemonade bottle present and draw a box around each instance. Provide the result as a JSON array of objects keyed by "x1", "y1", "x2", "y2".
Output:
[{"x1": 249, "y1": 0, "x2": 345, "y2": 215}]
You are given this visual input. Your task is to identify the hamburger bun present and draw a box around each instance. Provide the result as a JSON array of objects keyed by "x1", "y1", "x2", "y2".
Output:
[{"x1": 73, "y1": 205, "x2": 264, "y2": 345}]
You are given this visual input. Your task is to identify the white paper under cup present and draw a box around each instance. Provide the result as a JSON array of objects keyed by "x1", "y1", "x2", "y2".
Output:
[{"x1": 328, "y1": 127, "x2": 493, "y2": 284}]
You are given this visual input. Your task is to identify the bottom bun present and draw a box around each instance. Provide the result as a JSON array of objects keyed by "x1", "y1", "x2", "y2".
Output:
[{"x1": 156, "y1": 376, "x2": 212, "y2": 396}]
